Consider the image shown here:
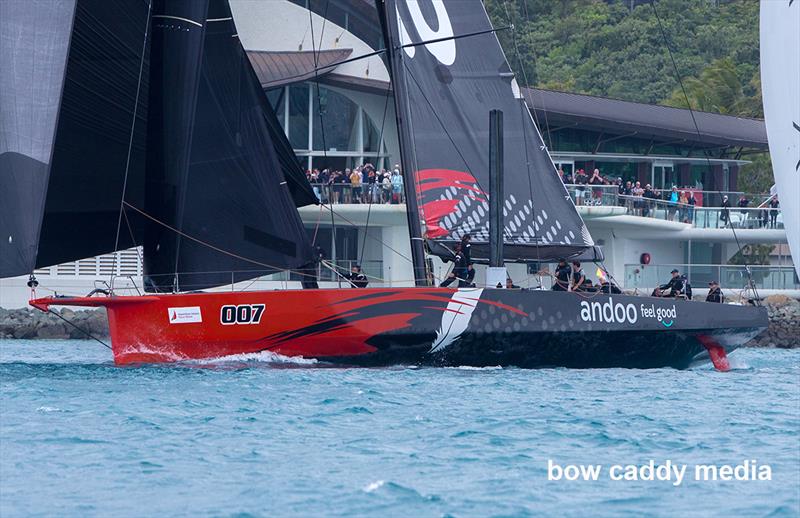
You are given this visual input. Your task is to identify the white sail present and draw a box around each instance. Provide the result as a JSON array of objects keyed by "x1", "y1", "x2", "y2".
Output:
[{"x1": 760, "y1": 0, "x2": 800, "y2": 278}]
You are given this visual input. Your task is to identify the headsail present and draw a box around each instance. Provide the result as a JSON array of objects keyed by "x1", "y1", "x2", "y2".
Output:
[
  {"x1": 0, "y1": 0, "x2": 76, "y2": 277},
  {"x1": 760, "y1": 0, "x2": 800, "y2": 278},
  {"x1": 142, "y1": 0, "x2": 315, "y2": 291},
  {"x1": 380, "y1": 0, "x2": 593, "y2": 262},
  {"x1": 0, "y1": 0, "x2": 150, "y2": 277}
]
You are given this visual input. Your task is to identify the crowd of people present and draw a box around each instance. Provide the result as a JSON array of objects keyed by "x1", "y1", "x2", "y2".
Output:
[
  {"x1": 306, "y1": 162, "x2": 404, "y2": 205},
  {"x1": 558, "y1": 167, "x2": 780, "y2": 227}
]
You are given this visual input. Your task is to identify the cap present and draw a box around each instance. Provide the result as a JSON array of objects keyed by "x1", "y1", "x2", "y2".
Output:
[
  {"x1": 670, "y1": 268, "x2": 679, "y2": 273},
  {"x1": 708, "y1": 280, "x2": 718, "y2": 285}
]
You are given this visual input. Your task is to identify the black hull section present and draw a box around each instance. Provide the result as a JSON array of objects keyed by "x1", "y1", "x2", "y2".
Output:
[{"x1": 315, "y1": 289, "x2": 767, "y2": 370}]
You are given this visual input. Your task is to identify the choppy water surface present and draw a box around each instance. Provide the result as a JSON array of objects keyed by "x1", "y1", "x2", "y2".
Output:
[{"x1": 1, "y1": 340, "x2": 798, "y2": 517}]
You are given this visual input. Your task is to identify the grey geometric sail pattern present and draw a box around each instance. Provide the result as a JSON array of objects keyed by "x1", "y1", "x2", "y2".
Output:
[{"x1": 382, "y1": 0, "x2": 592, "y2": 262}]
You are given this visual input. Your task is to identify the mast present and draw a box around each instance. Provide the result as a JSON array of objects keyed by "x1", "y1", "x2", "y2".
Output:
[
  {"x1": 488, "y1": 109, "x2": 504, "y2": 268},
  {"x1": 375, "y1": 0, "x2": 429, "y2": 286}
]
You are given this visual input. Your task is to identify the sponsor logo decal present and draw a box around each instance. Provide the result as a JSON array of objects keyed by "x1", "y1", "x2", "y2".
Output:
[
  {"x1": 579, "y1": 298, "x2": 677, "y2": 327},
  {"x1": 168, "y1": 306, "x2": 202, "y2": 324},
  {"x1": 220, "y1": 304, "x2": 265, "y2": 325}
]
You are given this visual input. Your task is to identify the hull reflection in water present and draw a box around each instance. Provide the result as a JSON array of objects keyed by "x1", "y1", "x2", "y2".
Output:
[{"x1": 31, "y1": 288, "x2": 767, "y2": 370}]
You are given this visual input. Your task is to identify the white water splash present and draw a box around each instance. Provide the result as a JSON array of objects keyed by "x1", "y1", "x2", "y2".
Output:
[
  {"x1": 36, "y1": 406, "x2": 61, "y2": 413},
  {"x1": 193, "y1": 351, "x2": 318, "y2": 365},
  {"x1": 362, "y1": 480, "x2": 385, "y2": 493}
]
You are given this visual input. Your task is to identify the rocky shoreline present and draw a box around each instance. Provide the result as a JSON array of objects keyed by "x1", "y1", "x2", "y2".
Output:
[{"x1": 1, "y1": 298, "x2": 798, "y2": 347}]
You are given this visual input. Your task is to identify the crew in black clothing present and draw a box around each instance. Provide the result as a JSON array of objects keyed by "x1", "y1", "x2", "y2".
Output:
[
  {"x1": 347, "y1": 265, "x2": 369, "y2": 288},
  {"x1": 653, "y1": 268, "x2": 684, "y2": 297},
  {"x1": 440, "y1": 244, "x2": 468, "y2": 288},
  {"x1": 571, "y1": 261, "x2": 586, "y2": 292},
  {"x1": 461, "y1": 234, "x2": 475, "y2": 287},
  {"x1": 506, "y1": 278, "x2": 520, "y2": 289},
  {"x1": 706, "y1": 281, "x2": 723, "y2": 303},
  {"x1": 552, "y1": 258, "x2": 571, "y2": 291},
  {"x1": 599, "y1": 278, "x2": 622, "y2": 294}
]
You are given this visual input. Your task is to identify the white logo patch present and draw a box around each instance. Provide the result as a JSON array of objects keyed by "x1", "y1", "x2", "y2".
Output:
[
  {"x1": 430, "y1": 288, "x2": 484, "y2": 353},
  {"x1": 167, "y1": 306, "x2": 202, "y2": 324}
]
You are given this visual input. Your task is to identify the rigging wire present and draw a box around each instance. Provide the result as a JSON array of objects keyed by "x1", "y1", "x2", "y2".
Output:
[
  {"x1": 359, "y1": 86, "x2": 393, "y2": 266},
  {"x1": 501, "y1": 0, "x2": 543, "y2": 273},
  {"x1": 112, "y1": 0, "x2": 152, "y2": 277},
  {"x1": 650, "y1": 0, "x2": 760, "y2": 303}
]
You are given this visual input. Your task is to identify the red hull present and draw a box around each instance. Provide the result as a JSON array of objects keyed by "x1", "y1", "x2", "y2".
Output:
[{"x1": 31, "y1": 288, "x2": 463, "y2": 364}]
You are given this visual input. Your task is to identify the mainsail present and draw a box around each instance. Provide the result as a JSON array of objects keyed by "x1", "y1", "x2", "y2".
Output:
[
  {"x1": 380, "y1": 0, "x2": 593, "y2": 262},
  {"x1": 1, "y1": 0, "x2": 317, "y2": 291},
  {"x1": 760, "y1": 0, "x2": 800, "y2": 278},
  {"x1": 142, "y1": 0, "x2": 315, "y2": 291}
]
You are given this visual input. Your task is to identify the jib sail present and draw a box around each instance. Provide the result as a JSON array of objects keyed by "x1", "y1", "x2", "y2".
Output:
[{"x1": 380, "y1": 0, "x2": 594, "y2": 262}]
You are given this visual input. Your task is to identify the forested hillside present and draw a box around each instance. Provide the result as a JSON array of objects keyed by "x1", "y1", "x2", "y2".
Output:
[{"x1": 486, "y1": 0, "x2": 762, "y2": 117}]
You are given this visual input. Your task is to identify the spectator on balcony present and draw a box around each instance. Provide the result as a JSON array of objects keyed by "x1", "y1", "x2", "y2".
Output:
[
  {"x1": 667, "y1": 186, "x2": 679, "y2": 221},
  {"x1": 589, "y1": 168, "x2": 606, "y2": 205},
  {"x1": 642, "y1": 184, "x2": 658, "y2": 217},
  {"x1": 574, "y1": 169, "x2": 588, "y2": 206},
  {"x1": 769, "y1": 196, "x2": 780, "y2": 228},
  {"x1": 347, "y1": 264, "x2": 369, "y2": 288},
  {"x1": 366, "y1": 167, "x2": 378, "y2": 203},
  {"x1": 687, "y1": 191, "x2": 696, "y2": 222},
  {"x1": 738, "y1": 195, "x2": 750, "y2": 216},
  {"x1": 391, "y1": 169, "x2": 403, "y2": 204},
  {"x1": 631, "y1": 181, "x2": 644, "y2": 215},
  {"x1": 705, "y1": 281, "x2": 723, "y2": 303},
  {"x1": 720, "y1": 195, "x2": 730, "y2": 226},
  {"x1": 678, "y1": 190, "x2": 689, "y2": 222},
  {"x1": 381, "y1": 171, "x2": 392, "y2": 203},
  {"x1": 350, "y1": 168, "x2": 362, "y2": 203}
]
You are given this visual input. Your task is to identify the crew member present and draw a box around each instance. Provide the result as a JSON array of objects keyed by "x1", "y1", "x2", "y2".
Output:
[
  {"x1": 599, "y1": 278, "x2": 622, "y2": 294},
  {"x1": 571, "y1": 261, "x2": 586, "y2": 292},
  {"x1": 706, "y1": 281, "x2": 723, "y2": 303},
  {"x1": 653, "y1": 268, "x2": 684, "y2": 297},
  {"x1": 552, "y1": 258, "x2": 571, "y2": 291},
  {"x1": 440, "y1": 244, "x2": 467, "y2": 288},
  {"x1": 506, "y1": 278, "x2": 520, "y2": 289},
  {"x1": 347, "y1": 264, "x2": 369, "y2": 288},
  {"x1": 461, "y1": 234, "x2": 475, "y2": 287}
]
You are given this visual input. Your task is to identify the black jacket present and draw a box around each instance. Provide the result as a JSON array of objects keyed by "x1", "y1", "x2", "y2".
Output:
[
  {"x1": 659, "y1": 276, "x2": 684, "y2": 295},
  {"x1": 706, "y1": 287, "x2": 723, "y2": 303},
  {"x1": 348, "y1": 272, "x2": 369, "y2": 288}
]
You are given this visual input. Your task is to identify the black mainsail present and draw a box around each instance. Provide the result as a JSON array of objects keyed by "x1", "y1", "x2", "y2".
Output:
[
  {"x1": 142, "y1": 0, "x2": 315, "y2": 291},
  {"x1": 380, "y1": 0, "x2": 594, "y2": 263}
]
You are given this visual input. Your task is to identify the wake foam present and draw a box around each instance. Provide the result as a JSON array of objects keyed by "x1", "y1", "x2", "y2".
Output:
[{"x1": 192, "y1": 351, "x2": 318, "y2": 365}]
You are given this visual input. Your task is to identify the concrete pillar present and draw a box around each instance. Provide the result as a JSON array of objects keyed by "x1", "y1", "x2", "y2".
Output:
[
  {"x1": 728, "y1": 164, "x2": 739, "y2": 191},
  {"x1": 710, "y1": 164, "x2": 724, "y2": 191},
  {"x1": 678, "y1": 163, "x2": 691, "y2": 187},
  {"x1": 637, "y1": 162, "x2": 650, "y2": 185}
]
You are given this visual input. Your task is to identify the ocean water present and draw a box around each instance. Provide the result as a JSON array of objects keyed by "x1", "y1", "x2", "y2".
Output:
[{"x1": 1, "y1": 340, "x2": 798, "y2": 518}]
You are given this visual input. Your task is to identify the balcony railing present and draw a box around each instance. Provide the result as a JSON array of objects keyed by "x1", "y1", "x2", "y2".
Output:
[
  {"x1": 624, "y1": 263, "x2": 800, "y2": 292},
  {"x1": 308, "y1": 183, "x2": 405, "y2": 204},
  {"x1": 562, "y1": 185, "x2": 784, "y2": 229}
]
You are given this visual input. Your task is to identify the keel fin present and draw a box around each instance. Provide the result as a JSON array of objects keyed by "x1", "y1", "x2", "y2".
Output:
[{"x1": 697, "y1": 335, "x2": 731, "y2": 372}]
